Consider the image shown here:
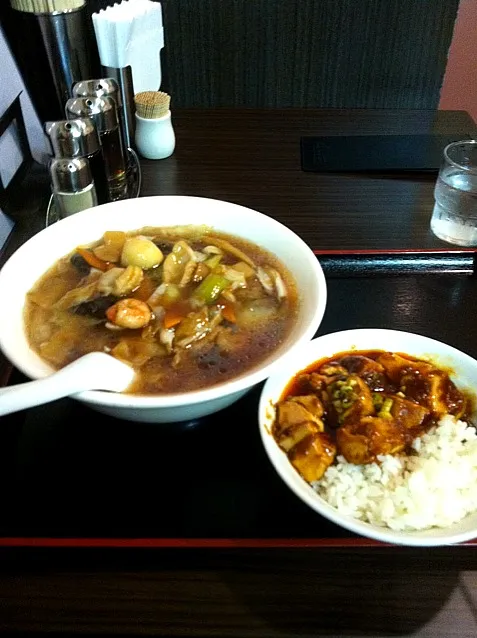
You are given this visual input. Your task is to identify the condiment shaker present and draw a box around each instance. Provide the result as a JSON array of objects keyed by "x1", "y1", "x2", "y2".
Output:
[
  {"x1": 49, "y1": 157, "x2": 98, "y2": 218},
  {"x1": 65, "y1": 96, "x2": 128, "y2": 201},
  {"x1": 45, "y1": 118, "x2": 110, "y2": 205},
  {"x1": 72, "y1": 78, "x2": 130, "y2": 160}
]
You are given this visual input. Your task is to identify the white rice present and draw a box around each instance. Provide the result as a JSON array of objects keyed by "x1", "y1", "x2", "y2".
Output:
[{"x1": 313, "y1": 415, "x2": 477, "y2": 531}]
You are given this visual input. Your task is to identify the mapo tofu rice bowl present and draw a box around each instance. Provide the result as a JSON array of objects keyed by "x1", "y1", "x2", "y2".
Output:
[
  {"x1": 259, "y1": 329, "x2": 477, "y2": 546},
  {"x1": 0, "y1": 196, "x2": 327, "y2": 423}
]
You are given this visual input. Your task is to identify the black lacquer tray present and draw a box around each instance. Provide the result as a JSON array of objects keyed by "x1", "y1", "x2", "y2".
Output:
[{"x1": 1, "y1": 265, "x2": 477, "y2": 549}]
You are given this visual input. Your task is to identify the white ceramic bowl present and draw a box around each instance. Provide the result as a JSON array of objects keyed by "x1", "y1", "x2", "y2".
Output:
[
  {"x1": 0, "y1": 195, "x2": 327, "y2": 423},
  {"x1": 259, "y1": 328, "x2": 477, "y2": 547}
]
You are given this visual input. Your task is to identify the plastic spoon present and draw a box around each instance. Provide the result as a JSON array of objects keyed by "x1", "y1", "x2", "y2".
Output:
[{"x1": 0, "y1": 352, "x2": 135, "y2": 417}]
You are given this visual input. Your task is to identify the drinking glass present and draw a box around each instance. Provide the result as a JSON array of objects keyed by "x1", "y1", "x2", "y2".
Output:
[{"x1": 430, "y1": 139, "x2": 477, "y2": 246}]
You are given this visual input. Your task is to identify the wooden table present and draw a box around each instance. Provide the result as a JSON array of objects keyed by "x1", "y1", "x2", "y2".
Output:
[{"x1": 1, "y1": 109, "x2": 477, "y2": 636}]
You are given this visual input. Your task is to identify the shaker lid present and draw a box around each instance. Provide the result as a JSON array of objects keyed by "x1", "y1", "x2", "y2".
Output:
[
  {"x1": 49, "y1": 157, "x2": 93, "y2": 193},
  {"x1": 65, "y1": 96, "x2": 118, "y2": 133},
  {"x1": 45, "y1": 118, "x2": 100, "y2": 158},
  {"x1": 10, "y1": 0, "x2": 85, "y2": 13},
  {"x1": 72, "y1": 78, "x2": 122, "y2": 107}
]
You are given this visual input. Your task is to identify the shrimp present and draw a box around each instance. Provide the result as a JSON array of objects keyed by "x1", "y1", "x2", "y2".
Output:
[{"x1": 106, "y1": 298, "x2": 152, "y2": 329}]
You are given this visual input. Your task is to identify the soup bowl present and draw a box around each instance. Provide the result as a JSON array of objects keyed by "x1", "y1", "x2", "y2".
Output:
[
  {"x1": 0, "y1": 196, "x2": 327, "y2": 423},
  {"x1": 259, "y1": 329, "x2": 477, "y2": 546}
]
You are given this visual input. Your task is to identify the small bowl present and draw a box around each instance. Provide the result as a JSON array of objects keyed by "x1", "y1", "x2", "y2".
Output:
[
  {"x1": 259, "y1": 328, "x2": 477, "y2": 546},
  {"x1": 0, "y1": 195, "x2": 327, "y2": 423}
]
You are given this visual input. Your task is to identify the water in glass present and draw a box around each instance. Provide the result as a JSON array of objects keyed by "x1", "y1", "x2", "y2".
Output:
[{"x1": 431, "y1": 169, "x2": 477, "y2": 246}]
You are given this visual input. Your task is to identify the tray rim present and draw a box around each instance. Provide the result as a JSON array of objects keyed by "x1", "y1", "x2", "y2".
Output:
[{"x1": 0, "y1": 536, "x2": 475, "y2": 549}]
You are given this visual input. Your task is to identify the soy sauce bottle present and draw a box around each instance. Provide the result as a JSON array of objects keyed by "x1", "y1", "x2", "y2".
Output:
[
  {"x1": 45, "y1": 118, "x2": 110, "y2": 205},
  {"x1": 72, "y1": 78, "x2": 129, "y2": 159},
  {"x1": 65, "y1": 96, "x2": 128, "y2": 202}
]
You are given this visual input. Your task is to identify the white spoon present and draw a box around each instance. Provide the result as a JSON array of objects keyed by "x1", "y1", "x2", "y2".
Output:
[{"x1": 0, "y1": 352, "x2": 135, "y2": 417}]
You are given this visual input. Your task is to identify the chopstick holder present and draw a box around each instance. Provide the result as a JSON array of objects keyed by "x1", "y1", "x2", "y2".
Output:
[{"x1": 315, "y1": 250, "x2": 476, "y2": 277}]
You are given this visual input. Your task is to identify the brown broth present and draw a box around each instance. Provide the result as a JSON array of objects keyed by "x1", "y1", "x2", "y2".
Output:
[{"x1": 24, "y1": 226, "x2": 299, "y2": 395}]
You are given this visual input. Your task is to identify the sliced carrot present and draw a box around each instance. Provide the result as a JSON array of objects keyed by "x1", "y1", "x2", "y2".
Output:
[
  {"x1": 164, "y1": 307, "x2": 186, "y2": 329},
  {"x1": 76, "y1": 247, "x2": 110, "y2": 272},
  {"x1": 220, "y1": 299, "x2": 236, "y2": 323}
]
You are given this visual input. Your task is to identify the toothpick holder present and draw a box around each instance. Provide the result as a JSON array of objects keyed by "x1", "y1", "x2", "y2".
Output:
[{"x1": 135, "y1": 111, "x2": 176, "y2": 160}]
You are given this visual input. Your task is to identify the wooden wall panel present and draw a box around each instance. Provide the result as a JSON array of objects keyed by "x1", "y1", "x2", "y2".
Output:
[
  {"x1": 157, "y1": 0, "x2": 459, "y2": 108},
  {"x1": 1, "y1": 1, "x2": 457, "y2": 110}
]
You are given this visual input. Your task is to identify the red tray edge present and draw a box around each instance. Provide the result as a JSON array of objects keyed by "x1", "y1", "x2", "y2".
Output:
[
  {"x1": 313, "y1": 248, "x2": 477, "y2": 255},
  {"x1": 0, "y1": 536, "x2": 476, "y2": 549}
]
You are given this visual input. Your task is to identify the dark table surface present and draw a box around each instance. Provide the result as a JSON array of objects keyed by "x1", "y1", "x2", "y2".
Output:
[{"x1": 1, "y1": 109, "x2": 477, "y2": 636}]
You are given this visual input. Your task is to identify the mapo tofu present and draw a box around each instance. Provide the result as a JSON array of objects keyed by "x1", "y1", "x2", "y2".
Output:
[{"x1": 272, "y1": 351, "x2": 471, "y2": 482}]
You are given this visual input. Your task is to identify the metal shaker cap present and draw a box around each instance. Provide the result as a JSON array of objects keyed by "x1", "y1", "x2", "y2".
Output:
[
  {"x1": 72, "y1": 78, "x2": 122, "y2": 107},
  {"x1": 45, "y1": 118, "x2": 100, "y2": 158},
  {"x1": 49, "y1": 157, "x2": 93, "y2": 193},
  {"x1": 65, "y1": 96, "x2": 118, "y2": 134}
]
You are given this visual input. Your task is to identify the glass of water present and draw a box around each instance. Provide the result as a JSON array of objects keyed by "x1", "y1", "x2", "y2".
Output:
[{"x1": 430, "y1": 139, "x2": 477, "y2": 246}]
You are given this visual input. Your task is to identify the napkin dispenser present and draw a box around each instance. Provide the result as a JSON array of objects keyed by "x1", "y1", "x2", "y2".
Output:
[{"x1": 91, "y1": 0, "x2": 165, "y2": 150}]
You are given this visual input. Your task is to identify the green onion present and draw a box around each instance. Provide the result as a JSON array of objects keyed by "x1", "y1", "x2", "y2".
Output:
[
  {"x1": 193, "y1": 273, "x2": 230, "y2": 304},
  {"x1": 162, "y1": 283, "x2": 181, "y2": 305},
  {"x1": 204, "y1": 254, "x2": 222, "y2": 270},
  {"x1": 372, "y1": 392, "x2": 384, "y2": 409},
  {"x1": 378, "y1": 397, "x2": 394, "y2": 419}
]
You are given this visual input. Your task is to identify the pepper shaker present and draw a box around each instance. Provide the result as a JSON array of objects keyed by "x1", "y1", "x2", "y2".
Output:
[
  {"x1": 45, "y1": 118, "x2": 110, "y2": 205},
  {"x1": 49, "y1": 158, "x2": 98, "y2": 218}
]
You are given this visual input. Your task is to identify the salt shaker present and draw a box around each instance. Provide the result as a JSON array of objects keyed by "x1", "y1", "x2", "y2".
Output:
[
  {"x1": 49, "y1": 157, "x2": 98, "y2": 218},
  {"x1": 65, "y1": 96, "x2": 128, "y2": 201},
  {"x1": 134, "y1": 91, "x2": 175, "y2": 160},
  {"x1": 45, "y1": 118, "x2": 110, "y2": 205}
]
